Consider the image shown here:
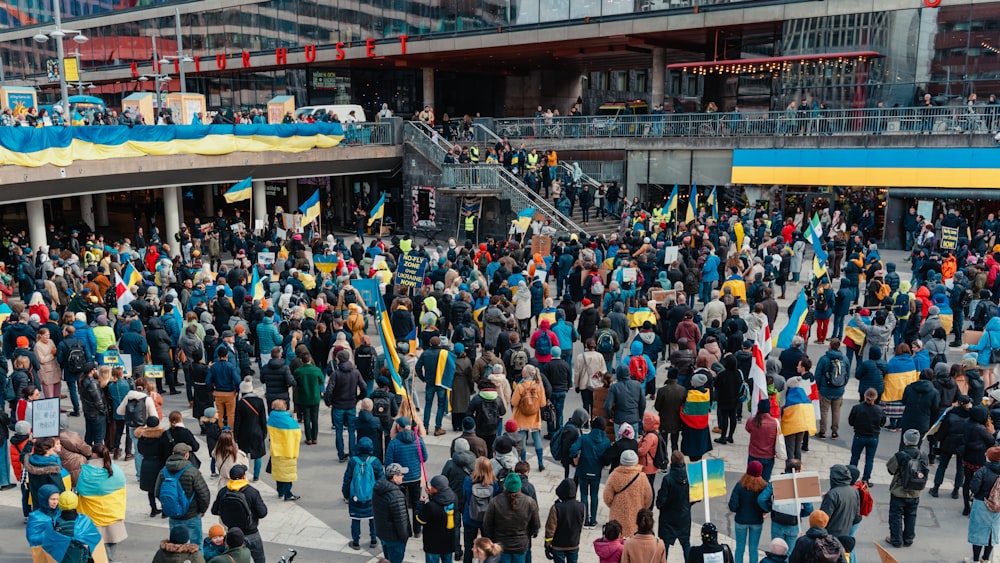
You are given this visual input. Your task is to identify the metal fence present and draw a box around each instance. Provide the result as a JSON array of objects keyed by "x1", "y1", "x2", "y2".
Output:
[
  {"x1": 492, "y1": 106, "x2": 1000, "y2": 139},
  {"x1": 352, "y1": 121, "x2": 396, "y2": 145}
]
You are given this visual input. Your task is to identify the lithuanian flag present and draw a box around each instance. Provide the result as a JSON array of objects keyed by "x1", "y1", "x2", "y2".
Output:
[{"x1": 680, "y1": 388, "x2": 711, "y2": 429}]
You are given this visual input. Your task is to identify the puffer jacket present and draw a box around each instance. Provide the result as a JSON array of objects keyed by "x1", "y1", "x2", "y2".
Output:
[
  {"x1": 260, "y1": 357, "x2": 296, "y2": 400},
  {"x1": 638, "y1": 412, "x2": 661, "y2": 475},
  {"x1": 442, "y1": 448, "x2": 477, "y2": 509},
  {"x1": 146, "y1": 317, "x2": 173, "y2": 362},
  {"x1": 154, "y1": 455, "x2": 211, "y2": 520},
  {"x1": 569, "y1": 425, "x2": 611, "y2": 480},
  {"x1": 483, "y1": 490, "x2": 541, "y2": 554},
  {"x1": 900, "y1": 378, "x2": 940, "y2": 433},
  {"x1": 255, "y1": 317, "x2": 282, "y2": 354},
  {"x1": 372, "y1": 478, "x2": 412, "y2": 543},
  {"x1": 79, "y1": 375, "x2": 106, "y2": 418},
  {"x1": 604, "y1": 370, "x2": 645, "y2": 428},
  {"x1": 152, "y1": 541, "x2": 207, "y2": 563},
  {"x1": 789, "y1": 526, "x2": 844, "y2": 563},
  {"x1": 384, "y1": 429, "x2": 427, "y2": 483}
]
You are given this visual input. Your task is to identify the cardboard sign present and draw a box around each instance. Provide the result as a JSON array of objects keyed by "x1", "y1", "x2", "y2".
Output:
[
  {"x1": 31, "y1": 397, "x2": 61, "y2": 438},
  {"x1": 531, "y1": 235, "x2": 552, "y2": 257},
  {"x1": 145, "y1": 365, "x2": 164, "y2": 379},
  {"x1": 395, "y1": 255, "x2": 428, "y2": 288},
  {"x1": 940, "y1": 226, "x2": 959, "y2": 250},
  {"x1": 964, "y1": 330, "x2": 984, "y2": 346},
  {"x1": 650, "y1": 289, "x2": 675, "y2": 305},
  {"x1": 770, "y1": 471, "x2": 823, "y2": 503}
]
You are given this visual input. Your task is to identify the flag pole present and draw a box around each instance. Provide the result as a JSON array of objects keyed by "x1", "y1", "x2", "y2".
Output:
[{"x1": 702, "y1": 459, "x2": 711, "y2": 524}]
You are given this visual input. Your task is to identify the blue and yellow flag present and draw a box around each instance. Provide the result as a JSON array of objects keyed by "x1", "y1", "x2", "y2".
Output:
[
  {"x1": 774, "y1": 289, "x2": 808, "y2": 349},
  {"x1": 224, "y1": 176, "x2": 252, "y2": 204},
  {"x1": 781, "y1": 383, "x2": 817, "y2": 436},
  {"x1": 354, "y1": 278, "x2": 407, "y2": 399},
  {"x1": 266, "y1": 409, "x2": 301, "y2": 459},
  {"x1": 664, "y1": 184, "x2": 678, "y2": 221},
  {"x1": 367, "y1": 193, "x2": 386, "y2": 226},
  {"x1": 76, "y1": 464, "x2": 126, "y2": 527},
  {"x1": 313, "y1": 254, "x2": 339, "y2": 275},
  {"x1": 300, "y1": 189, "x2": 320, "y2": 226},
  {"x1": 513, "y1": 207, "x2": 535, "y2": 232},
  {"x1": 123, "y1": 262, "x2": 141, "y2": 289},
  {"x1": 706, "y1": 186, "x2": 718, "y2": 220},
  {"x1": 250, "y1": 266, "x2": 265, "y2": 302},
  {"x1": 685, "y1": 184, "x2": 697, "y2": 223}
]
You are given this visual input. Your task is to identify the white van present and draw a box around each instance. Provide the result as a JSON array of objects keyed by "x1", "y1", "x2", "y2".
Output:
[{"x1": 294, "y1": 104, "x2": 367, "y2": 123}]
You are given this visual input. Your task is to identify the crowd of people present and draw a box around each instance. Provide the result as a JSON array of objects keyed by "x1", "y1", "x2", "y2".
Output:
[{"x1": 2, "y1": 189, "x2": 1000, "y2": 563}]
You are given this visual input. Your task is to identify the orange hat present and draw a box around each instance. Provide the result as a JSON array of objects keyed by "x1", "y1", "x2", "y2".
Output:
[
  {"x1": 208, "y1": 525, "x2": 225, "y2": 539},
  {"x1": 234, "y1": 325, "x2": 246, "y2": 335},
  {"x1": 15, "y1": 336, "x2": 28, "y2": 348}
]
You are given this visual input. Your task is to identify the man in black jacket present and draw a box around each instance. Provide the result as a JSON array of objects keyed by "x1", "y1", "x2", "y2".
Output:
[
  {"x1": 416, "y1": 475, "x2": 458, "y2": 561},
  {"x1": 930, "y1": 395, "x2": 972, "y2": 498},
  {"x1": 373, "y1": 463, "x2": 412, "y2": 563},
  {"x1": 542, "y1": 346, "x2": 572, "y2": 437},
  {"x1": 259, "y1": 347, "x2": 296, "y2": 413},
  {"x1": 212, "y1": 464, "x2": 268, "y2": 563},
  {"x1": 657, "y1": 451, "x2": 692, "y2": 562},
  {"x1": 79, "y1": 362, "x2": 106, "y2": 446}
]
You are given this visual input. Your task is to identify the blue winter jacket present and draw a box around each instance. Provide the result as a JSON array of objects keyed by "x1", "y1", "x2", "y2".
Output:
[
  {"x1": 72, "y1": 320, "x2": 97, "y2": 358},
  {"x1": 551, "y1": 320, "x2": 579, "y2": 361},
  {"x1": 256, "y1": 317, "x2": 282, "y2": 356},
  {"x1": 969, "y1": 317, "x2": 1000, "y2": 362},
  {"x1": 342, "y1": 438, "x2": 385, "y2": 518},
  {"x1": 384, "y1": 429, "x2": 428, "y2": 484},
  {"x1": 815, "y1": 349, "x2": 848, "y2": 399},
  {"x1": 701, "y1": 254, "x2": 721, "y2": 283},
  {"x1": 568, "y1": 427, "x2": 611, "y2": 480}
]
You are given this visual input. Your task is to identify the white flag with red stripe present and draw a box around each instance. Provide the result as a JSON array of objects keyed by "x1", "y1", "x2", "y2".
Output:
[
  {"x1": 115, "y1": 271, "x2": 135, "y2": 311},
  {"x1": 748, "y1": 343, "x2": 769, "y2": 415},
  {"x1": 755, "y1": 316, "x2": 773, "y2": 359}
]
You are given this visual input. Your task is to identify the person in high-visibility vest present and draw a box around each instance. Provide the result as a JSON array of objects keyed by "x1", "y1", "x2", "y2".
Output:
[
  {"x1": 469, "y1": 145, "x2": 479, "y2": 162},
  {"x1": 464, "y1": 213, "x2": 477, "y2": 243}
]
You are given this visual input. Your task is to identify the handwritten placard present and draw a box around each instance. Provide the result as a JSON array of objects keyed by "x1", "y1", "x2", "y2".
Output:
[
  {"x1": 145, "y1": 365, "x2": 164, "y2": 379},
  {"x1": 31, "y1": 397, "x2": 61, "y2": 438}
]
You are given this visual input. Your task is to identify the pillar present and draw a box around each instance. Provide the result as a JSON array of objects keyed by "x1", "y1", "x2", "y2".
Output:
[
  {"x1": 252, "y1": 180, "x2": 267, "y2": 229},
  {"x1": 422, "y1": 67, "x2": 435, "y2": 110},
  {"x1": 176, "y1": 185, "x2": 185, "y2": 225},
  {"x1": 203, "y1": 185, "x2": 215, "y2": 216},
  {"x1": 287, "y1": 178, "x2": 299, "y2": 212},
  {"x1": 163, "y1": 186, "x2": 180, "y2": 257},
  {"x1": 80, "y1": 194, "x2": 95, "y2": 231},
  {"x1": 26, "y1": 200, "x2": 47, "y2": 254},
  {"x1": 651, "y1": 47, "x2": 665, "y2": 108},
  {"x1": 94, "y1": 194, "x2": 108, "y2": 227}
]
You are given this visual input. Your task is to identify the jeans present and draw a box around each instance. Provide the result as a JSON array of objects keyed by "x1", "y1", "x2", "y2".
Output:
[
  {"x1": 734, "y1": 522, "x2": 763, "y2": 563},
  {"x1": 252, "y1": 457, "x2": 262, "y2": 480},
  {"x1": 553, "y1": 550, "x2": 578, "y2": 563},
  {"x1": 521, "y1": 429, "x2": 544, "y2": 467},
  {"x1": 245, "y1": 531, "x2": 266, "y2": 563},
  {"x1": 464, "y1": 525, "x2": 482, "y2": 563},
  {"x1": 771, "y1": 522, "x2": 798, "y2": 553},
  {"x1": 579, "y1": 476, "x2": 600, "y2": 522},
  {"x1": 819, "y1": 396, "x2": 843, "y2": 435},
  {"x1": 699, "y1": 281, "x2": 713, "y2": 306},
  {"x1": 331, "y1": 408, "x2": 357, "y2": 459},
  {"x1": 85, "y1": 414, "x2": 107, "y2": 446},
  {"x1": 548, "y1": 391, "x2": 568, "y2": 433},
  {"x1": 581, "y1": 206, "x2": 590, "y2": 223},
  {"x1": 718, "y1": 407, "x2": 738, "y2": 440},
  {"x1": 352, "y1": 518, "x2": 376, "y2": 544},
  {"x1": 65, "y1": 374, "x2": 80, "y2": 412},
  {"x1": 169, "y1": 515, "x2": 203, "y2": 546},
  {"x1": 499, "y1": 553, "x2": 527, "y2": 563},
  {"x1": 832, "y1": 314, "x2": 846, "y2": 339},
  {"x1": 933, "y1": 451, "x2": 965, "y2": 489},
  {"x1": 301, "y1": 404, "x2": 319, "y2": 441},
  {"x1": 0, "y1": 437, "x2": 9, "y2": 485},
  {"x1": 850, "y1": 436, "x2": 879, "y2": 481},
  {"x1": 887, "y1": 495, "x2": 918, "y2": 546},
  {"x1": 128, "y1": 427, "x2": 142, "y2": 476},
  {"x1": 580, "y1": 389, "x2": 593, "y2": 416},
  {"x1": 426, "y1": 554, "x2": 446, "y2": 563},
  {"x1": 382, "y1": 539, "x2": 407, "y2": 563},
  {"x1": 748, "y1": 456, "x2": 774, "y2": 481},
  {"x1": 424, "y1": 385, "x2": 448, "y2": 430},
  {"x1": 276, "y1": 481, "x2": 294, "y2": 499}
]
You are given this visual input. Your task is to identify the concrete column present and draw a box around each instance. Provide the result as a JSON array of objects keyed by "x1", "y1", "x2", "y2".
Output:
[
  {"x1": 94, "y1": 194, "x2": 109, "y2": 227},
  {"x1": 252, "y1": 180, "x2": 267, "y2": 228},
  {"x1": 422, "y1": 67, "x2": 435, "y2": 110},
  {"x1": 80, "y1": 194, "x2": 95, "y2": 231},
  {"x1": 203, "y1": 185, "x2": 215, "y2": 216},
  {"x1": 176, "y1": 186, "x2": 185, "y2": 225},
  {"x1": 287, "y1": 178, "x2": 299, "y2": 212},
  {"x1": 26, "y1": 200, "x2": 47, "y2": 254},
  {"x1": 651, "y1": 47, "x2": 665, "y2": 107},
  {"x1": 163, "y1": 186, "x2": 180, "y2": 257}
]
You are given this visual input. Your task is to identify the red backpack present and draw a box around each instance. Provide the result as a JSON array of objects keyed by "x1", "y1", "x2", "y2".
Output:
[
  {"x1": 629, "y1": 355, "x2": 648, "y2": 383},
  {"x1": 854, "y1": 480, "x2": 873, "y2": 517}
]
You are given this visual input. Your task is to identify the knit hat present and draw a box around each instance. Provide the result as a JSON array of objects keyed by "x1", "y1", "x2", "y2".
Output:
[
  {"x1": 769, "y1": 538, "x2": 789, "y2": 556},
  {"x1": 15, "y1": 336, "x2": 28, "y2": 348},
  {"x1": 965, "y1": 353, "x2": 980, "y2": 368},
  {"x1": 336, "y1": 349, "x2": 351, "y2": 363},
  {"x1": 204, "y1": 408, "x2": 218, "y2": 419},
  {"x1": 620, "y1": 450, "x2": 639, "y2": 466},
  {"x1": 226, "y1": 527, "x2": 245, "y2": 548},
  {"x1": 809, "y1": 509, "x2": 830, "y2": 528},
  {"x1": 988, "y1": 447, "x2": 1000, "y2": 463},
  {"x1": 618, "y1": 423, "x2": 635, "y2": 440},
  {"x1": 747, "y1": 461, "x2": 763, "y2": 478},
  {"x1": 495, "y1": 435, "x2": 514, "y2": 454},
  {"x1": 208, "y1": 525, "x2": 226, "y2": 539},
  {"x1": 454, "y1": 438, "x2": 470, "y2": 452},
  {"x1": 430, "y1": 475, "x2": 450, "y2": 491},
  {"x1": 58, "y1": 491, "x2": 78, "y2": 511},
  {"x1": 146, "y1": 416, "x2": 160, "y2": 428},
  {"x1": 14, "y1": 420, "x2": 30, "y2": 436},
  {"x1": 903, "y1": 429, "x2": 920, "y2": 446},
  {"x1": 169, "y1": 526, "x2": 190, "y2": 544},
  {"x1": 453, "y1": 343, "x2": 465, "y2": 355},
  {"x1": 582, "y1": 298, "x2": 592, "y2": 307},
  {"x1": 505, "y1": 419, "x2": 519, "y2": 433},
  {"x1": 239, "y1": 377, "x2": 254, "y2": 395},
  {"x1": 692, "y1": 372, "x2": 708, "y2": 388},
  {"x1": 928, "y1": 305, "x2": 939, "y2": 315},
  {"x1": 462, "y1": 417, "x2": 476, "y2": 432},
  {"x1": 551, "y1": 346, "x2": 561, "y2": 358},
  {"x1": 503, "y1": 473, "x2": 522, "y2": 493}
]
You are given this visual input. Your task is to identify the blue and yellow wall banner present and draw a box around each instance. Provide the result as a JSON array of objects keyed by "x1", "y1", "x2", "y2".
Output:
[
  {"x1": 0, "y1": 122, "x2": 345, "y2": 167},
  {"x1": 732, "y1": 147, "x2": 1000, "y2": 188}
]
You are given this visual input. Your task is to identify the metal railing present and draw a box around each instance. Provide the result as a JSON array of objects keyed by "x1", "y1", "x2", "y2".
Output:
[
  {"x1": 492, "y1": 105, "x2": 1000, "y2": 139},
  {"x1": 559, "y1": 162, "x2": 602, "y2": 191},
  {"x1": 346, "y1": 121, "x2": 396, "y2": 145},
  {"x1": 442, "y1": 163, "x2": 589, "y2": 236},
  {"x1": 403, "y1": 121, "x2": 452, "y2": 163},
  {"x1": 573, "y1": 160, "x2": 625, "y2": 183}
]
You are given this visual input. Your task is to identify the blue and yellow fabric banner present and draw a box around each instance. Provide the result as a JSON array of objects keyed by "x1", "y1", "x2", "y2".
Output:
[
  {"x1": 76, "y1": 464, "x2": 127, "y2": 527},
  {"x1": 781, "y1": 383, "x2": 817, "y2": 436},
  {"x1": 774, "y1": 289, "x2": 809, "y2": 349},
  {"x1": 0, "y1": 122, "x2": 345, "y2": 167},
  {"x1": 354, "y1": 277, "x2": 408, "y2": 399}
]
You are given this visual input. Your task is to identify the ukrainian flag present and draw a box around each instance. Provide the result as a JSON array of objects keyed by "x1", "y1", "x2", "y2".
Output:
[
  {"x1": 883, "y1": 354, "x2": 919, "y2": 403},
  {"x1": 775, "y1": 289, "x2": 809, "y2": 349},
  {"x1": 687, "y1": 459, "x2": 726, "y2": 502},
  {"x1": 706, "y1": 187, "x2": 718, "y2": 220},
  {"x1": 685, "y1": 184, "x2": 697, "y2": 223},
  {"x1": 628, "y1": 307, "x2": 657, "y2": 329},
  {"x1": 356, "y1": 277, "x2": 408, "y2": 399},
  {"x1": 300, "y1": 189, "x2": 321, "y2": 226},
  {"x1": 664, "y1": 184, "x2": 678, "y2": 221},
  {"x1": 313, "y1": 254, "x2": 339, "y2": 275},
  {"x1": 29, "y1": 513, "x2": 108, "y2": 563},
  {"x1": 367, "y1": 193, "x2": 386, "y2": 226},
  {"x1": 123, "y1": 262, "x2": 141, "y2": 289},
  {"x1": 76, "y1": 464, "x2": 126, "y2": 528},
  {"x1": 679, "y1": 388, "x2": 711, "y2": 429},
  {"x1": 267, "y1": 410, "x2": 302, "y2": 483},
  {"x1": 433, "y1": 349, "x2": 456, "y2": 390},
  {"x1": 513, "y1": 207, "x2": 535, "y2": 232},
  {"x1": 250, "y1": 267, "x2": 265, "y2": 303},
  {"x1": 781, "y1": 380, "x2": 817, "y2": 436},
  {"x1": 733, "y1": 221, "x2": 745, "y2": 250},
  {"x1": 224, "y1": 177, "x2": 253, "y2": 204}
]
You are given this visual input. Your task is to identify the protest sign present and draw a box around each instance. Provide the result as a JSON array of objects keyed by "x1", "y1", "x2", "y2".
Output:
[
  {"x1": 395, "y1": 255, "x2": 428, "y2": 288},
  {"x1": 31, "y1": 398, "x2": 60, "y2": 438}
]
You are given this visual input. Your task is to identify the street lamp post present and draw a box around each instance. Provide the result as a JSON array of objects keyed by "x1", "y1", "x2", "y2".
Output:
[
  {"x1": 158, "y1": 9, "x2": 192, "y2": 94},
  {"x1": 33, "y1": 0, "x2": 88, "y2": 121},
  {"x1": 140, "y1": 35, "x2": 171, "y2": 123}
]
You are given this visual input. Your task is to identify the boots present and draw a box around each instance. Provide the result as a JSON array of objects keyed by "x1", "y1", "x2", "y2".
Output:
[{"x1": 929, "y1": 486, "x2": 939, "y2": 497}]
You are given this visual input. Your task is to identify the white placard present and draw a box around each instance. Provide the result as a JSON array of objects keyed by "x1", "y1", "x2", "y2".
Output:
[
  {"x1": 31, "y1": 397, "x2": 61, "y2": 438},
  {"x1": 663, "y1": 246, "x2": 679, "y2": 265},
  {"x1": 258, "y1": 252, "x2": 276, "y2": 269},
  {"x1": 623, "y1": 267, "x2": 637, "y2": 283}
]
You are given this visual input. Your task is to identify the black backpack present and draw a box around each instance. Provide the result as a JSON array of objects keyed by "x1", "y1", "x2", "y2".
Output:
[
  {"x1": 125, "y1": 396, "x2": 147, "y2": 428},
  {"x1": 815, "y1": 291, "x2": 829, "y2": 313},
  {"x1": 475, "y1": 398, "x2": 501, "y2": 434},
  {"x1": 898, "y1": 450, "x2": 929, "y2": 491},
  {"x1": 372, "y1": 393, "x2": 393, "y2": 431},
  {"x1": 649, "y1": 430, "x2": 670, "y2": 470},
  {"x1": 218, "y1": 487, "x2": 253, "y2": 530},
  {"x1": 65, "y1": 341, "x2": 88, "y2": 374}
]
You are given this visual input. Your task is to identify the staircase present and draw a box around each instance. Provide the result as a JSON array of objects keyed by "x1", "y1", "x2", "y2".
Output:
[{"x1": 404, "y1": 122, "x2": 592, "y2": 237}]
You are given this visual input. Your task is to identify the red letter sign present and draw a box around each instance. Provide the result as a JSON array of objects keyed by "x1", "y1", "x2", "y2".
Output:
[
  {"x1": 194, "y1": 56, "x2": 201, "y2": 72},
  {"x1": 276, "y1": 47, "x2": 287, "y2": 66},
  {"x1": 366, "y1": 38, "x2": 376, "y2": 58},
  {"x1": 304, "y1": 45, "x2": 317, "y2": 63},
  {"x1": 924, "y1": 0, "x2": 941, "y2": 5},
  {"x1": 399, "y1": 35, "x2": 408, "y2": 55},
  {"x1": 335, "y1": 41, "x2": 345, "y2": 61},
  {"x1": 242, "y1": 51, "x2": 251, "y2": 68},
  {"x1": 216, "y1": 54, "x2": 227, "y2": 70}
]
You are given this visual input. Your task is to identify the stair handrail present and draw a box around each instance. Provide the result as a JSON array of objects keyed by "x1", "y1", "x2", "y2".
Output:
[{"x1": 496, "y1": 167, "x2": 589, "y2": 236}]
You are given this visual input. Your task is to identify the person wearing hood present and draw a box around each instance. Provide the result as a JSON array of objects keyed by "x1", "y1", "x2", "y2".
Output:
[
  {"x1": 25, "y1": 484, "x2": 64, "y2": 556},
  {"x1": 468, "y1": 379, "x2": 506, "y2": 456},
  {"x1": 680, "y1": 371, "x2": 713, "y2": 461},
  {"x1": 819, "y1": 465, "x2": 860, "y2": 539},
  {"x1": 603, "y1": 450, "x2": 652, "y2": 538},
  {"x1": 967, "y1": 446, "x2": 1000, "y2": 563},
  {"x1": 885, "y1": 429, "x2": 928, "y2": 548},
  {"x1": 855, "y1": 347, "x2": 886, "y2": 402},
  {"x1": 637, "y1": 320, "x2": 664, "y2": 364},
  {"x1": 578, "y1": 298, "x2": 601, "y2": 342},
  {"x1": 147, "y1": 316, "x2": 179, "y2": 395},
  {"x1": 373, "y1": 462, "x2": 412, "y2": 563},
  {"x1": 152, "y1": 524, "x2": 208, "y2": 563},
  {"x1": 545, "y1": 478, "x2": 586, "y2": 562},
  {"x1": 323, "y1": 348, "x2": 365, "y2": 456},
  {"x1": 451, "y1": 343, "x2": 475, "y2": 433},
  {"x1": 512, "y1": 281, "x2": 532, "y2": 341},
  {"x1": 529, "y1": 318, "x2": 560, "y2": 366},
  {"x1": 607, "y1": 350, "x2": 646, "y2": 437},
  {"x1": 385, "y1": 416, "x2": 429, "y2": 534},
  {"x1": 899, "y1": 368, "x2": 940, "y2": 449},
  {"x1": 416, "y1": 474, "x2": 459, "y2": 559},
  {"x1": 788, "y1": 510, "x2": 844, "y2": 563},
  {"x1": 968, "y1": 316, "x2": 1000, "y2": 388},
  {"x1": 254, "y1": 313, "x2": 282, "y2": 366},
  {"x1": 656, "y1": 449, "x2": 692, "y2": 560},
  {"x1": 554, "y1": 408, "x2": 588, "y2": 479},
  {"x1": 638, "y1": 411, "x2": 662, "y2": 488},
  {"x1": 714, "y1": 354, "x2": 743, "y2": 446},
  {"x1": 931, "y1": 394, "x2": 972, "y2": 498},
  {"x1": 259, "y1": 346, "x2": 296, "y2": 414},
  {"x1": 441, "y1": 439, "x2": 477, "y2": 560},
  {"x1": 689, "y1": 522, "x2": 735, "y2": 563},
  {"x1": 963, "y1": 405, "x2": 996, "y2": 515},
  {"x1": 569, "y1": 415, "x2": 610, "y2": 529},
  {"x1": 340, "y1": 437, "x2": 385, "y2": 550},
  {"x1": 417, "y1": 336, "x2": 457, "y2": 437}
]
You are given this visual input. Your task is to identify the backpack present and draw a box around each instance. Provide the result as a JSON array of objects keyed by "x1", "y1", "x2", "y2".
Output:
[
  {"x1": 893, "y1": 292, "x2": 910, "y2": 318},
  {"x1": 629, "y1": 355, "x2": 648, "y2": 383},
  {"x1": 985, "y1": 472, "x2": 1000, "y2": 512},
  {"x1": 596, "y1": 330, "x2": 615, "y2": 354},
  {"x1": 648, "y1": 431, "x2": 669, "y2": 470},
  {"x1": 517, "y1": 380, "x2": 542, "y2": 416},
  {"x1": 218, "y1": 487, "x2": 253, "y2": 529},
  {"x1": 349, "y1": 456, "x2": 376, "y2": 504},
  {"x1": 898, "y1": 450, "x2": 929, "y2": 491},
  {"x1": 549, "y1": 425, "x2": 567, "y2": 462},
  {"x1": 372, "y1": 394, "x2": 393, "y2": 429},
  {"x1": 468, "y1": 481, "x2": 493, "y2": 522},
  {"x1": 811, "y1": 534, "x2": 843, "y2": 563},
  {"x1": 976, "y1": 300, "x2": 999, "y2": 329},
  {"x1": 590, "y1": 274, "x2": 605, "y2": 296},
  {"x1": 65, "y1": 342, "x2": 88, "y2": 374},
  {"x1": 960, "y1": 288, "x2": 974, "y2": 309},
  {"x1": 510, "y1": 349, "x2": 529, "y2": 374},
  {"x1": 825, "y1": 358, "x2": 847, "y2": 388},
  {"x1": 461, "y1": 324, "x2": 478, "y2": 345},
  {"x1": 534, "y1": 331, "x2": 552, "y2": 357},
  {"x1": 474, "y1": 398, "x2": 501, "y2": 434},
  {"x1": 815, "y1": 291, "x2": 829, "y2": 313},
  {"x1": 158, "y1": 466, "x2": 194, "y2": 519},
  {"x1": 854, "y1": 480, "x2": 874, "y2": 517},
  {"x1": 124, "y1": 396, "x2": 148, "y2": 428}
]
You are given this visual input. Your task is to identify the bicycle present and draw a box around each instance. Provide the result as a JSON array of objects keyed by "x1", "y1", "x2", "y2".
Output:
[
  {"x1": 497, "y1": 124, "x2": 522, "y2": 138},
  {"x1": 278, "y1": 548, "x2": 297, "y2": 562}
]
